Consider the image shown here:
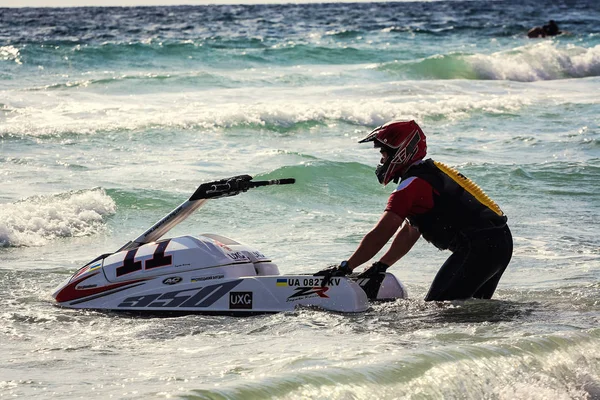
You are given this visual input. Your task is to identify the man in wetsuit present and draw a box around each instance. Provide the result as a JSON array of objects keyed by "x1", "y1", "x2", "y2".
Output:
[
  {"x1": 543, "y1": 20, "x2": 561, "y2": 36},
  {"x1": 528, "y1": 20, "x2": 562, "y2": 38},
  {"x1": 314, "y1": 120, "x2": 513, "y2": 301}
]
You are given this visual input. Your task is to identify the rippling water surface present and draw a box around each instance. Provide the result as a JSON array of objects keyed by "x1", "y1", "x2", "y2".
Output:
[{"x1": 1, "y1": 1, "x2": 599, "y2": 398}]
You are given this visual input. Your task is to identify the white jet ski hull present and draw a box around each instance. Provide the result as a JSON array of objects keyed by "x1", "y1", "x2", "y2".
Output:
[
  {"x1": 53, "y1": 234, "x2": 407, "y2": 315},
  {"x1": 53, "y1": 176, "x2": 407, "y2": 315}
]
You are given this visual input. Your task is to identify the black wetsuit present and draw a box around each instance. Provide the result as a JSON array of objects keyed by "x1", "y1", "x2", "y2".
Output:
[{"x1": 390, "y1": 159, "x2": 513, "y2": 301}]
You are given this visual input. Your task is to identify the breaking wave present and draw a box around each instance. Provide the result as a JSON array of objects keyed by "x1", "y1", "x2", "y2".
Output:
[
  {"x1": 0, "y1": 188, "x2": 116, "y2": 247},
  {"x1": 379, "y1": 42, "x2": 600, "y2": 82},
  {"x1": 0, "y1": 93, "x2": 528, "y2": 138}
]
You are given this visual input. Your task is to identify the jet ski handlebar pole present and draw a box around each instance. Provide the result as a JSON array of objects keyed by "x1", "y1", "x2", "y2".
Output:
[{"x1": 117, "y1": 175, "x2": 295, "y2": 252}]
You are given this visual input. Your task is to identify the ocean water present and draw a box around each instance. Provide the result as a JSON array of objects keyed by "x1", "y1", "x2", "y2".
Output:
[{"x1": 1, "y1": 0, "x2": 599, "y2": 398}]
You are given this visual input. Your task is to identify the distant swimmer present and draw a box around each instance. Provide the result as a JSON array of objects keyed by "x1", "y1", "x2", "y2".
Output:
[
  {"x1": 543, "y1": 20, "x2": 561, "y2": 36},
  {"x1": 528, "y1": 20, "x2": 562, "y2": 38},
  {"x1": 314, "y1": 121, "x2": 513, "y2": 301}
]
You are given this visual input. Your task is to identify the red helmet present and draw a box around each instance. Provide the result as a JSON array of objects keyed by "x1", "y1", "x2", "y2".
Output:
[{"x1": 359, "y1": 120, "x2": 427, "y2": 185}]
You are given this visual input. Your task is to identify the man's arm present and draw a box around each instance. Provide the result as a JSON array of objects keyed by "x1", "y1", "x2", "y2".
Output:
[
  {"x1": 346, "y1": 211, "x2": 405, "y2": 271},
  {"x1": 380, "y1": 220, "x2": 421, "y2": 266}
]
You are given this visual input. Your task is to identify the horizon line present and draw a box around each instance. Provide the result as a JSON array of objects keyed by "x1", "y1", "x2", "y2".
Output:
[{"x1": 0, "y1": 0, "x2": 440, "y2": 8}]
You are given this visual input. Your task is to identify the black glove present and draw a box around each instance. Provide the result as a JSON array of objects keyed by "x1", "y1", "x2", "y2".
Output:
[
  {"x1": 356, "y1": 261, "x2": 389, "y2": 279},
  {"x1": 313, "y1": 261, "x2": 352, "y2": 284}
]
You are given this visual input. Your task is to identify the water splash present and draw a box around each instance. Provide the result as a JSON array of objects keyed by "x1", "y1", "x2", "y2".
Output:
[{"x1": 0, "y1": 188, "x2": 116, "y2": 247}]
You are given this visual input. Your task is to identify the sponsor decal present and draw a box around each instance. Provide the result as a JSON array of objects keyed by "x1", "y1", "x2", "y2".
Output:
[
  {"x1": 76, "y1": 284, "x2": 98, "y2": 290},
  {"x1": 286, "y1": 286, "x2": 329, "y2": 302},
  {"x1": 145, "y1": 206, "x2": 183, "y2": 235},
  {"x1": 162, "y1": 276, "x2": 182, "y2": 285},
  {"x1": 251, "y1": 250, "x2": 268, "y2": 260},
  {"x1": 286, "y1": 278, "x2": 340, "y2": 287},
  {"x1": 226, "y1": 251, "x2": 249, "y2": 262},
  {"x1": 191, "y1": 274, "x2": 225, "y2": 282},
  {"x1": 229, "y1": 291, "x2": 253, "y2": 309},
  {"x1": 276, "y1": 278, "x2": 287, "y2": 287},
  {"x1": 117, "y1": 279, "x2": 242, "y2": 308},
  {"x1": 212, "y1": 240, "x2": 250, "y2": 262}
]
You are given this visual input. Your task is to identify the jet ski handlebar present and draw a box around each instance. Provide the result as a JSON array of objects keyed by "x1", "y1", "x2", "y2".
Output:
[
  {"x1": 190, "y1": 175, "x2": 295, "y2": 201},
  {"x1": 117, "y1": 174, "x2": 295, "y2": 252}
]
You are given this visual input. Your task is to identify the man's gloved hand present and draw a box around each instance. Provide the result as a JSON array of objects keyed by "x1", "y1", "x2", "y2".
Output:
[
  {"x1": 313, "y1": 261, "x2": 352, "y2": 284},
  {"x1": 356, "y1": 261, "x2": 389, "y2": 279}
]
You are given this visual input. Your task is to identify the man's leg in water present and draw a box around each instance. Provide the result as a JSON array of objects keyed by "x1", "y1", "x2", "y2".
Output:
[
  {"x1": 425, "y1": 239, "x2": 505, "y2": 301},
  {"x1": 472, "y1": 269, "x2": 504, "y2": 300},
  {"x1": 472, "y1": 226, "x2": 513, "y2": 299},
  {"x1": 426, "y1": 226, "x2": 513, "y2": 301}
]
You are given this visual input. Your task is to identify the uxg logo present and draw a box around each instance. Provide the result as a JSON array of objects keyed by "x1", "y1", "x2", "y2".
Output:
[{"x1": 229, "y1": 291, "x2": 253, "y2": 309}]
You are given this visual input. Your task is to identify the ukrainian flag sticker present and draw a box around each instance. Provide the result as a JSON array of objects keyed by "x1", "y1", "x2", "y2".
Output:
[{"x1": 276, "y1": 278, "x2": 287, "y2": 287}]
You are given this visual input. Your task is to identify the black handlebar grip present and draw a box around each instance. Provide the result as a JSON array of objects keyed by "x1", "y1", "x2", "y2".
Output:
[{"x1": 276, "y1": 178, "x2": 295, "y2": 185}]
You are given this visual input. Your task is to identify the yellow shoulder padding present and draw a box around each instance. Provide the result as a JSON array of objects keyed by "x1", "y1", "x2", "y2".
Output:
[{"x1": 433, "y1": 161, "x2": 504, "y2": 217}]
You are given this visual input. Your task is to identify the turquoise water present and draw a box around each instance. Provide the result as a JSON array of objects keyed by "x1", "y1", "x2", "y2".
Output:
[{"x1": 1, "y1": 1, "x2": 599, "y2": 399}]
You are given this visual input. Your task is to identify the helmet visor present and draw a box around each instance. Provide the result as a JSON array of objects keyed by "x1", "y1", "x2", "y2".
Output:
[{"x1": 358, "y1": 126, "x2": 382, "y2": 143}]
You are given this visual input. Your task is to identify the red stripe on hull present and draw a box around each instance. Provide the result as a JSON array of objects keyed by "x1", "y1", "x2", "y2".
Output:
[{"x1": 54, "y1": 272, "x2": 146, "y2": 303}]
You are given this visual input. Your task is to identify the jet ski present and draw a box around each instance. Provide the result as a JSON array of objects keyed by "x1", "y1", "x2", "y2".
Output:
[{"x1": 52, "y1": 175, "x2": 407, "y2": 315}]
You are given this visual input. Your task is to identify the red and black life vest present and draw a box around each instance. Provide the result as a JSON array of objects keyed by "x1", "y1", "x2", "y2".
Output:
[{"x1": 403, "y1": 159, "x2": 508, "y2": 251}]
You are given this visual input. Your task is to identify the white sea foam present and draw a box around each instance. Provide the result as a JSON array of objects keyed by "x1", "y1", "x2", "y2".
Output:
[
  {"x1": 3, "y1": 43, "x2": 599, "y2": 138},
  {"x1": 0, "y1": 88, "x2": 530, "y2": 137},
  {"x1": 0, "y1": 188, "x2": 116, "y2": 247},
  {"x1": 468, "y1": 42, "x2": 600, "y2": 82},
  {"x1": 0, "y1": 45, "x2": 21, "y2": 64}
]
